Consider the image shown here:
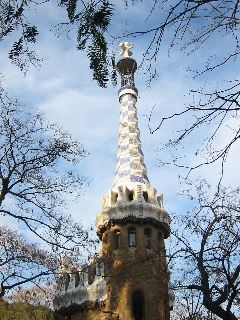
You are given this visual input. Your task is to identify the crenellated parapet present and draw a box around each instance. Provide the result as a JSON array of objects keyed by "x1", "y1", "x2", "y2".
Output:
[
  {"x1": 54, "y1": 256, "x2": 106, "y2": 310},
  {"x1": 96, "y1": 184, "x2": 170, "y2": 239},
  {"x1": 101, "y1": 184, "x2": 163, "y2": 207}
]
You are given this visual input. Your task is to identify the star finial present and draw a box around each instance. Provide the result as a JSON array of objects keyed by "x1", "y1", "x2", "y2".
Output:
[{"x1": 119, "y1": 42, "x2": 134, "y2": 58}]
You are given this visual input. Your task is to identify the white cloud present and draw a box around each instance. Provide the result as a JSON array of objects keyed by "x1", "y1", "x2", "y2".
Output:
[{"x1": 1, "y1": 0, "x2": 239, "y2": 241}]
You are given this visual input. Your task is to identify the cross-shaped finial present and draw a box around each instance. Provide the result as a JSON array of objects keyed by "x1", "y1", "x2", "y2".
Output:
[{"x1": 119, "y1": 42, "x2": 134, "y2": 58}]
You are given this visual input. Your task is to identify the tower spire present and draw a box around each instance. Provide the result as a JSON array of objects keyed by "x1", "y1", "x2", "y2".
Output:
[
  {"x1": 96, "y1": 42, "x2": 170, "y2": 239},
  {"x1": 113, "y1": 42, "x2": 150, "y2": 191},
  {"x1": 54, "y1": 42, "x2": 172, "y2": 320}
]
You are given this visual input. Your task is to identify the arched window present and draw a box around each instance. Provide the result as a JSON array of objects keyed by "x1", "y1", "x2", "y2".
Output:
[
  {"x1": 88, "y1": 263, "x2": 96, "y2": 285},
  {"x1": 144, "y1": 228, "x2": 151, "y2": 249},
  {"x1": 143, "y1": 191, "x2": 148, "y2": 203},
  {"x1": 74, "y1": 271, "x2": 80, "y2": 287},
  {"x1": 128, "y1": 227, "x2": 136, "y2": 247},
  {"x1": 79, "y1": 272, "x2": 84, "y2": 286},
  {"x1": 128, "y1": 190, "x2": 134, "y2": 201},
  {"x1": 132, "y1": 290, "x2": 145, "y2": 320},
  {"x1": 96, "y1": 261, "x2": 104, "y2": 276},
  {"x1": 63, "y1": 273, "x2": 70, "y2": 291},
  {"x1": 113, "y1": 230, "x2": 121, "y2": 250}
]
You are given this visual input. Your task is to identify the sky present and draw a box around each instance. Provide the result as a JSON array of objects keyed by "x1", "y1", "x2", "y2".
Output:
[{"x1": 1, "y1": 0, "x2": 240, "y2": 244}]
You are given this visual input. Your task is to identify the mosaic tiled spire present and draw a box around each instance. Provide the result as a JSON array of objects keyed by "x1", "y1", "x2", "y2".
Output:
[{"x1": 113, "y1": 43, "x2": 150, "y2": 191}]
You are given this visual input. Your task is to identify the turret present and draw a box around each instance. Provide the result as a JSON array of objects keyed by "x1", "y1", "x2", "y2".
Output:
[
  {"x1": 95, "y1": 42, "x2": 171, "y2": 320},
  {"x1": 54, "y1": 42, "x2": 172, "y2": 320},
  {"x1": 96, "y1": 42, "x2": 170, "y2": 241}
]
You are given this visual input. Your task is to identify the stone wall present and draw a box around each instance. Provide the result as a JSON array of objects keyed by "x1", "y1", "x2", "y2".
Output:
[
  {"x1": 102, "y1": 222, "x2": 170, "y2": 320},
  {"x1": 55, "y1": 221, "x2": 170, "y2": 320}
]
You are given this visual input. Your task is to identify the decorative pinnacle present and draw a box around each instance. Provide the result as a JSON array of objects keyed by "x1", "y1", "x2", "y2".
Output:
[
  {"x1": 119, "y1": 42, "x2": 134, "y2": 58},
  {"x1": 117, "y1": 42, "x2": 137, "y2": 88},
  {"x1": 59, "y1": 252, "x2": 72, "y2": 272}
]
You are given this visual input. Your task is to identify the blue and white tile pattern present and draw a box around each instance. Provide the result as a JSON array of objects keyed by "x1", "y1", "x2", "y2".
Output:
[{"x1": 113, "y1": 91, "x2": 150, "y2": 191}]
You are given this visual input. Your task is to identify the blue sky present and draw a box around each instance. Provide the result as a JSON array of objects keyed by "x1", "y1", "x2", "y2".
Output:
[{"x1": 1, "y1": 0, "x2": 240, "y2": 244}]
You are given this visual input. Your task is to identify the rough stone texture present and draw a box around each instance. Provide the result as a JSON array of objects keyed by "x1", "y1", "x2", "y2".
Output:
[
  {"x1": 102, "y1": 222, "x2": 170, "y2": 320},
  {"x1": 54, "y1": 222, "x2": 170, "y2": 320}
]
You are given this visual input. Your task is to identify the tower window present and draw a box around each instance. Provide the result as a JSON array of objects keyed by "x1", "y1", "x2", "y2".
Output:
[
  {"x1": 113, "y1": 230, "x2": 121, "y2": 250},
  {"x1": 143, "y1": 191, "x2": 148, "y2": 203},
  {"x1": 79, "y1": 273, "x2": 84, "y2": 286},
  {"x1": 63, "y1": 273, "x2": 70, "y2": 291},
  {"x1": 128, "y1": 227, "x2": 136, "y2": 247},
  {"x1": 88, "y1": 264, "x2": 96, "y2": 285},
  {"x1": 132, "y1": 290, "x2": 145, "y2": 320},
  {"x1": 75, "y1": 271, "x2": 80, "y2": 287},
  {"x1": 144, "y1": 228, "x2": 151, "y2": 249},
  {"x1": 128, "y1": 190, "x2": 134, "y2": 201}
]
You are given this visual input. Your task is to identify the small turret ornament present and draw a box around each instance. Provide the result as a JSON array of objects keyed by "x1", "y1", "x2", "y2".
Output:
[{"x1": 119, "y1": 42, "x2": 134, "y2": 58}]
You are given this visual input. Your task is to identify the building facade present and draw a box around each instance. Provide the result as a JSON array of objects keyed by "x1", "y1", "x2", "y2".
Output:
[{"x1": 54, "y1": 43, "x2": 172, "y2": 320}]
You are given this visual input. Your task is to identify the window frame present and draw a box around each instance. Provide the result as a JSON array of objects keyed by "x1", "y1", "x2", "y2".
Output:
[
  {"x1": 113, "y1": 229, "x2": 121, "y2": 250},
  {"x1": 144, "y1": 228, "x2": 151, "y2": 249},
  {"x1": 128, "y1": 227, "x2": 137, "y2": 247}
]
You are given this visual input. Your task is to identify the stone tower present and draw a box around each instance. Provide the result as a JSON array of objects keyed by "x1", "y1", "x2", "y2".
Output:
[{"x1": 54, "y1": 43, "x2": 171, "y2": 320}]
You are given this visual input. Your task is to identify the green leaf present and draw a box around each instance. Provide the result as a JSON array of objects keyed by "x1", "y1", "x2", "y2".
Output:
[{"x1": 23, "y1": 25, "x2": 38, "y2": 43}]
